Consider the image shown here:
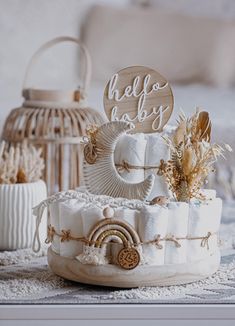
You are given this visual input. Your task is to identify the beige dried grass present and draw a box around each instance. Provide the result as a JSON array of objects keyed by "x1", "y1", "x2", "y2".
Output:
[{"x1": 159, "y1": 109, "x2": 231, "y2": 202}]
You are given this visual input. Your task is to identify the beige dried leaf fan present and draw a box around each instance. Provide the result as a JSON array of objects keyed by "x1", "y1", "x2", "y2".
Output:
[{"x1": 1, "y1": 36, "x2": 104, "y2": 194}]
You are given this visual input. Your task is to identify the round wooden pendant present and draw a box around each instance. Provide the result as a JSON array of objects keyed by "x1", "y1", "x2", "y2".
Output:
[
  {"x1": 103, "y1": 66, "x2": 174, "y2": 133},
  {"x1": 117, "y1": 247, "x2": 140, "y2": 270},
  {"x1": 83, "y1": 144, "x2": 97, "y2": 164}
]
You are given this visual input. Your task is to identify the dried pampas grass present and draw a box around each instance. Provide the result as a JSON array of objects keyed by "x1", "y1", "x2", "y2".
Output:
[
  {"x1": 0, "y1": 141, "x2": 44, "y2": 184},
  {"x1": 159, "y1": 109, "x2": 231, "y2": 202}
]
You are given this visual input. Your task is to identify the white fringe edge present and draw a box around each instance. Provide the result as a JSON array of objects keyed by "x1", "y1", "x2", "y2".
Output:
[{"x1": 76, "y1": 246, "x2": 108, "y2": 266}]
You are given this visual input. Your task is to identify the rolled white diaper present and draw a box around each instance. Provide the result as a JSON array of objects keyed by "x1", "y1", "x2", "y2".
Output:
[
  {"x1": 187, "y1": 197, "x2": 222, "y2": 262},
  {"x1": 114, "y1": 207, "x2": 138, "y2": 229},
  {"x1": 144, "y1": 133, "x2": 170, "y2": 199},
  {"x1": 81, "y1": 205, "x2": 105, "y2": 237},
  {"x1": 114, "y1": 133, "x2": 147, "y2": 183},
  {"x1": 138, "y1": 205, "x2": 168, "y2": 265},
  {"x1": 59, "y1": 198, "x2": 86, "y2": 257},
  {"x1": 164, "y1": 202, "x2": 189, "y2": 264}
]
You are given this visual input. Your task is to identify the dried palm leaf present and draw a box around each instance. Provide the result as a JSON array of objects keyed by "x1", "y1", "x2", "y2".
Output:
[
  {"x1": 196, "y1": 111, "x2": 211, "y2": 141},
  {"x1": 173, "y1": 120, "x2": 186, "y2": 145},
  {"x1": 182, "y1": 146, "x2": 193, "y2": 176}
]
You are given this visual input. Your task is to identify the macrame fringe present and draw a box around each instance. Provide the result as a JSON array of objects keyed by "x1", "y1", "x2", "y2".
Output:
[{"x1": 76, "y1": 246, "x2": 108, "y2": 265}]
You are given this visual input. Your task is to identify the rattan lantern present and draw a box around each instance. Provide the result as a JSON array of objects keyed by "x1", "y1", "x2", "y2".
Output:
[{"x1": 1, "y1": 36, "x2": 104, "y2": 194}]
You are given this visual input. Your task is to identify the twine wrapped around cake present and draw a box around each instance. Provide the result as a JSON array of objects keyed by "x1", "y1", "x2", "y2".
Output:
[{"x1": 1, "y1": 36, "x2": 104, "y2": 194}]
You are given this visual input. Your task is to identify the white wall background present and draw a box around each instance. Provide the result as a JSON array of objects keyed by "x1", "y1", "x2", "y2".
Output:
[
  {"x1": 0, "y1": 0, "x2": 129, "y2": 132},
  {"x1": 0, "y1": 0, "x2": 235, "y2": 132}
]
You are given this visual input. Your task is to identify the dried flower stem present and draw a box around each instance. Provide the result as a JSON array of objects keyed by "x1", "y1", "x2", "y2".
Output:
[{"x1": 159, "y1": 109, "x2": 231, "y2": 202}]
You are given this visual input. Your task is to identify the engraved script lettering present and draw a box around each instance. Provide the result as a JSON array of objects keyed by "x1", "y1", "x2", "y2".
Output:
[{"x1": 108, "y1": 73, "x2": 169, "y2": 131}]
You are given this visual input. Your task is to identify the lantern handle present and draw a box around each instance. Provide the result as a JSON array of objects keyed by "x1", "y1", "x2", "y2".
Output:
[{"x1": 22, "y1": 36, "x2": 92, "y2": 96}]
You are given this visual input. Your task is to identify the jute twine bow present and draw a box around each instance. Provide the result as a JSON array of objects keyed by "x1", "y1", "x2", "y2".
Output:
[
  {"x1": 45, "y1": 225, "x2": 56, "y2": 244},
  {"x1": 61, "y1": 230, "x2": 72, "y2": 242},
  {"x1": 200, "y1": 232, "x2": 212, "y2": 250},
  {"x1": 153, "y1": 234, "x2": 163, "y2": 249},
  {"x1": 165, "y1": 234, "x2": 182, "y2": 248}
]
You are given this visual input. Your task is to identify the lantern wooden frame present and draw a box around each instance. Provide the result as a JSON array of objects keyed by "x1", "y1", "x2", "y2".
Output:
[{"x1": 1, "y1": 36, "x2": 104, "y2": 194}]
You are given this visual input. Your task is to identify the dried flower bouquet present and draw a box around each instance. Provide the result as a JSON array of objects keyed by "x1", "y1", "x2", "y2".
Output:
[
  {"x1": 158, "y1": 109, "x2": 232, "y2": 202},
  {"x1": 0, "y1": 141, "x2": 44, "y2": 184}
]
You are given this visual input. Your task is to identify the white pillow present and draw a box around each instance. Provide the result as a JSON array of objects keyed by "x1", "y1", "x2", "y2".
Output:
[{"x1": 82, "y1": 5, "x2": 235, "y2": 87}]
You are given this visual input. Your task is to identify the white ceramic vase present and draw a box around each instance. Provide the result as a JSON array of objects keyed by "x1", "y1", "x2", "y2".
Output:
[{"x1": 0, "y1": 180, "x2": 47, "y2": 250}]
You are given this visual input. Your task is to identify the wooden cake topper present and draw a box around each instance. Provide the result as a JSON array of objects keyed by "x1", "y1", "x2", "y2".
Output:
[{"x1": 103, "y1": 66, "x2": 174, "y2": 133}]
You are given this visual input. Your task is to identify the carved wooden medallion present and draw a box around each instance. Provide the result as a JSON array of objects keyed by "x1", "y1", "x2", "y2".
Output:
[
  {"x1": 103, "y1": 66, "x2": 174, "y2": 133},
  {"x1": 117, "y1": 247, "x2": 140, "y2": 270}
]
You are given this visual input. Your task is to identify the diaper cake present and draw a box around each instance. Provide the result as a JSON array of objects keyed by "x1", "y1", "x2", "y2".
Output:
[{"x1": 33, "y1": 66, "x2": 231, "y2": 287}]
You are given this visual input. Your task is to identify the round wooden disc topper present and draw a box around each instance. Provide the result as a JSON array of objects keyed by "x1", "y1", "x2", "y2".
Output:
[{"x1": 103, "y1": 66, "x2": 174, "y2": 133}]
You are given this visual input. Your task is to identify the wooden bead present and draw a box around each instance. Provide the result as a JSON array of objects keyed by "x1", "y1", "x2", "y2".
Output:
[{"x1": 103, "y1": 206, "x2": 114, "y2": 219}]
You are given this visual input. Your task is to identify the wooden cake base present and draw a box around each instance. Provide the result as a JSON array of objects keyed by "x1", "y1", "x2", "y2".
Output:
[{"x1": 48, "y1": 247, "x2": 220, "y2": 288}]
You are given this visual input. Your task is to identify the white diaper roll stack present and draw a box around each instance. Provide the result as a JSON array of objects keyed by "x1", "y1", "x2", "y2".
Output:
[
  {"x1": 47, "y1": 190, "x2": 222, "y2": 268},
  {"x1": 114, "y1": 129, "x2": 172, "y2": 199}
]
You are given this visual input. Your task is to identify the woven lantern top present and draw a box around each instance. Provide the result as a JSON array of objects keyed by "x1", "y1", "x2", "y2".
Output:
[{"x1": 2, "y1": 36, "x2": 105, "y2": 144}]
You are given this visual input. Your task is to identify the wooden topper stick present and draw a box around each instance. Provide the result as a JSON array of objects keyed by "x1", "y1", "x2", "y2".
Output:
[{"x1": 103, "y1": 66, "x2": 174, "y2": 133}]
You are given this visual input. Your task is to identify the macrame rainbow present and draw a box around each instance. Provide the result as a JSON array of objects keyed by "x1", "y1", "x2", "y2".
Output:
[
  {"x1": 76, "y1": 218, "x2": 141, "y2": 266},
  {"x1": 88, "y1": 218, "x2": 140, "y2": 248}
]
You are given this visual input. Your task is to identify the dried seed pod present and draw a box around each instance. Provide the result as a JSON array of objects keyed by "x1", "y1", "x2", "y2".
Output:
[{"x1": 149, "y1": 196, "x2": 169, "y2": 206}]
